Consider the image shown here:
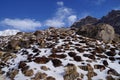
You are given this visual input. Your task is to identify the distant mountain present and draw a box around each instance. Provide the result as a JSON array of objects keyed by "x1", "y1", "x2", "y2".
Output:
[
  {"x1": 71, "y1": 16, "x2": 98, "y2": 28},
  {"x1": 99, "y1": 10, "x2": 120, "y2": 34},
  {"x1": 71, "y1": 10, "x2": 120, "y2": 35},
  {"x1": 0, "y1": 29, "x2": 20, "y2": 36}
]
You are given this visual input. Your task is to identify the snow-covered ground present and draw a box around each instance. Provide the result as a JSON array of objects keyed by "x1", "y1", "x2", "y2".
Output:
[
  {"x1": 0, "y1": 29, "x2": 20, "y2": 36},
  {"x1": 0, "y1": 28, "x2": 120, "y2": 80}
]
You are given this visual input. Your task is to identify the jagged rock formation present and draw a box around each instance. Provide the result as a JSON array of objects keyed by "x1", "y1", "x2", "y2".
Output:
[
  {"x1": 0, "y1": 28, "x2": 120, "y2": 80},
  {"x1": 71, "y1": 16, "x2": 98, "y2": 28},
  {"x1": 76, "y1": 23, "x2": 115, "y2": 43},
  {"x1": 100, "y1": 10, "x2": 120, "y2": 34},
  {"x1": 72, "y1": 10, "x2": 120, "y2": 42}
]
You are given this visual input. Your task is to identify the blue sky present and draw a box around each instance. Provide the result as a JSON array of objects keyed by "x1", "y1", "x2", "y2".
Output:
[{"x1": 0, "y1": 0, "x2": 120, "y2": 31}]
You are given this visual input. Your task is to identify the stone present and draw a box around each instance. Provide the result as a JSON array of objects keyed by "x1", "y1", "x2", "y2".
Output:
[
  {"x1": 9, "y1": 69, "x2": 19, "y2": 79},
  {"x1": 96, "y1": 23, "x2": 115, "y2": 43},
  {"x1": 76, "y1": 23, "x2": 115, "y2": 43},
  {"x1": 24, "y1": 69, "x2": 34, "y2": 76},
  {"x1": 18, "y1": 61, "x2": 27, "y2": 69},
  {"x1": 45, "y1": 76, "x2": 55, "y2": 80},
  {"x1": 34, "y1": 56, "x2": 50, "y2": 64},
  {"x1": 103, "y1": 60, "x2": 108, "y2": 66},
  {"x1": 68, "y1": 52, "x2": 76, "y2": 57},
  {"x1": 105, "y1": 51, "x2": 116, "y2": 56},
  {"x1": 73, "y1": 56, "x2": 82, "y2": 62},
  {"x1": 41, "y1": 66, "x2": 49, "y2": 71},
  {"x1": 107, "y1": 69, "x2": 120, "y2": 76},
  {"x1": 64, "y1": 64, "x2": 79, "y2": 80},
  {"x1": 106, "y1": 76, "x2": 115, "y2": 80},
  {"x1": 34, "y1": 72, "x2": 47, "y2": 80},
  {"x1": 52, "y1": 59, "x2": 62, "y2": 67},
  {"x1": 87, "y1": 64, "x2": 97, "y2": 80}
]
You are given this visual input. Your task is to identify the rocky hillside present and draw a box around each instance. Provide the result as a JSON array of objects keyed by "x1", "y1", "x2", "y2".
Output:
[
  {"x1": 71, "y1": 10, "x2": 120, "y2": 35},
  {"x1": 100, "y1": 10, "x2": 120, "y2": 34},
  {"x1": 71, "y1": 16, "x2": 98, "y2": 28},
  {"x1": 0, "y1": 28, "x2": 120, "y2": 80}
]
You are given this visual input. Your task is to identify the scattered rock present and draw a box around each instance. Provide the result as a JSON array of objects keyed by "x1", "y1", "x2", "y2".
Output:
[
  {"x1": 33, "y1": 72, "x2": 47, "y2": 80},
  {"x1": 45, "y1": 76, "x2": 56, "y2": 80},
  {"x1": 68, "y1": 52, "x2": 76, "y2": 57},
  {"x1": 105, "y1": 51, "x2": 116, "y2": 56},
  {"x1": 41, "y1": 66, "x2": 49, "y2": 71},
  {"x1": 64, "y1": 64, "x2": 79, "y2": 80},
  {"x1": 8, "y1": 69, "x2": 19, "y2": 79},
  {"x1": 103, "y1": 60, "x2": 108, "y2": 66},
  {"x1": 106, "y1": 76, "x2": 115, "y2": 80},
  {"x1": 24, "y1": 69, "x2": 34, "y2": 77},
  {"x1": 34, "y1": 56, "x2": 50, "y2": 64},
  {"x1": 73, "y1": 56, "x2": 82, "y2": 62},
  {"x1": 52, "y1": 59, "x2": 62, "y2": 67}
]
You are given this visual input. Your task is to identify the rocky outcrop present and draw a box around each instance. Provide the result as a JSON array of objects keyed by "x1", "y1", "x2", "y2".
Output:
[
  {"x1": 77, "y1": 23, "x2": 115, "y2": 43},
  {"x1": 100, "y1": 10, "x2": 120, "y2": 34},
  {"x1": 95, "y1": 23, "x2": 115, "y2": 43},
  {"x1": 71, "y1": 16, "x2": 98, "y2": 28},
  {"x1": 64, "y1": 64, "x2": 79, "y2": 80},
  {"x1": 72, "y1": 10, "x2": 120, "y2": 42}
]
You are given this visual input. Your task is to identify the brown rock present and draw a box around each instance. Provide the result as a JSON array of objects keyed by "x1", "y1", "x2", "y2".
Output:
[
  {"x1": 34, "y1": 72, "x2": 47, "y2": 80},
  {"x1": 9, "y1": 69, "x2": 19, "y2": 79},
  {"x1": 34, "y1": 56, "x2": 50, "y2": 64},
  {"x1": 52, "y1": 59, "x2": 62, "y2": 67},
  {"x1": 96, "y1": 23, "x2": 115, "y2": 43},
  {"x1": 105, "y1": 51, "x2": 116, "y2": 56},
  {"x1": 103, "y1": 60, "x2": 108, "y2": 66},
  {"x1": 94, "y1": 65, "x2": 105, "y2": 71},
  {"x1": 64, "y1": 64, "x2": 79, "y2": 80},
  {"x1": 74, "y1": 56, "x2": 82, "y2": 62},
  {"x1": 24, "y1": 69, "x2": 34, "y2": 76},
  {"x1": 68, "y1": 52, "x2": 76, "y2": 57},
  {"x1": 18, "y1": 61, "x2": 27, "y2": 69},
  {"x1": 106, "y1": 76, "x2": 115, "y2": 80},
  {"x1": 41, "y1": 66, "x2": 49, "y2": 71},
  {"x1": 45, "y1": 76, "x2": 55, "y2": 80}
]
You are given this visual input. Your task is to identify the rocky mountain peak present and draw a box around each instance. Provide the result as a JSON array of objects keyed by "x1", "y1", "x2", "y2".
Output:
[
  {"x1": 71, "y1": 16, "x2": 98, "y2": 28},
  {"x1": 99, "y1": 10, "x2": 120, "y2": 34}
]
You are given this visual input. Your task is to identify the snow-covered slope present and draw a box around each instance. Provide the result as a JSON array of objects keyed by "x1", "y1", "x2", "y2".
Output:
[
  {"x1": 0, "y1": 28, "x2": 120, "y2": 80},
  {"x1": 0, "y1": 29, "x2": 20, "y2": 36}
]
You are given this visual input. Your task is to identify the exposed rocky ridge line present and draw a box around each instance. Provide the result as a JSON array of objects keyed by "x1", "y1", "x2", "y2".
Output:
[
  {"x1": 0, "y1": 27, "x2": 120, "y2": 80},
  {"x1": 71, "y1": 16, "x2": 98, "y2": 28},
  {"x1": 71, "y1": 10, "x2": 120, "y2": 35},
  {"x1": 100, "y1": 10, "x2": 120, "y2": 34},
  {"x1": 71, "y1": 10, "x2": 120, "y2": 42}
]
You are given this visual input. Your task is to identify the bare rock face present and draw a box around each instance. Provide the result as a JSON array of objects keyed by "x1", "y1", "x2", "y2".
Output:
[
  {"x1": 76, "y1": 24, "x2": 97, "y2": 38},
  {"x1": 71, "y1": 16, "x2": 98, "y2": 28},
  {"x1": 100, "y1": 10, "x2": 120, "y2": 35},
  {"x1": 7, "y1": 69, "x2": 19, "y2": 80},
  {"x1": 24, "y1": 69, "x2": 34, "y2": 77},
  {"x1": 45, "y1": 76, "x2": 56, "y2": 80},
  {"x1": 64, "y1": 64, "x2": 79, "y2": 80},
  {"x1": 96, "y1": 23, "x2": 115, "y2": 43},
  {"x1": 77, "y1": 23, "x2": 115, "y2": 43},
  {"x1": 32, "y1": 72, "x2": 47, "y2": 80}
]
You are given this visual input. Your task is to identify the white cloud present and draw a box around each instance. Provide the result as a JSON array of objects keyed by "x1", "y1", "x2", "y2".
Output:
[
  {"x1": 94, "y1": 0, "x2": 105, "y2": 5},
  {"x1": 45, "y1": 19, "x2": 65, "y2": 28},
  {"x1": 57, "y1": 1, "x2": 64, "y2": 6},
  {"x1": 44, "y1": 2, "x2": 77, "y2": 28},
  {"x1": 68, "y1": 15, "x2": 77, "y2": 25},
  {"x1": 1, "y1": 18, "x2": 41, "y2": 31}
]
